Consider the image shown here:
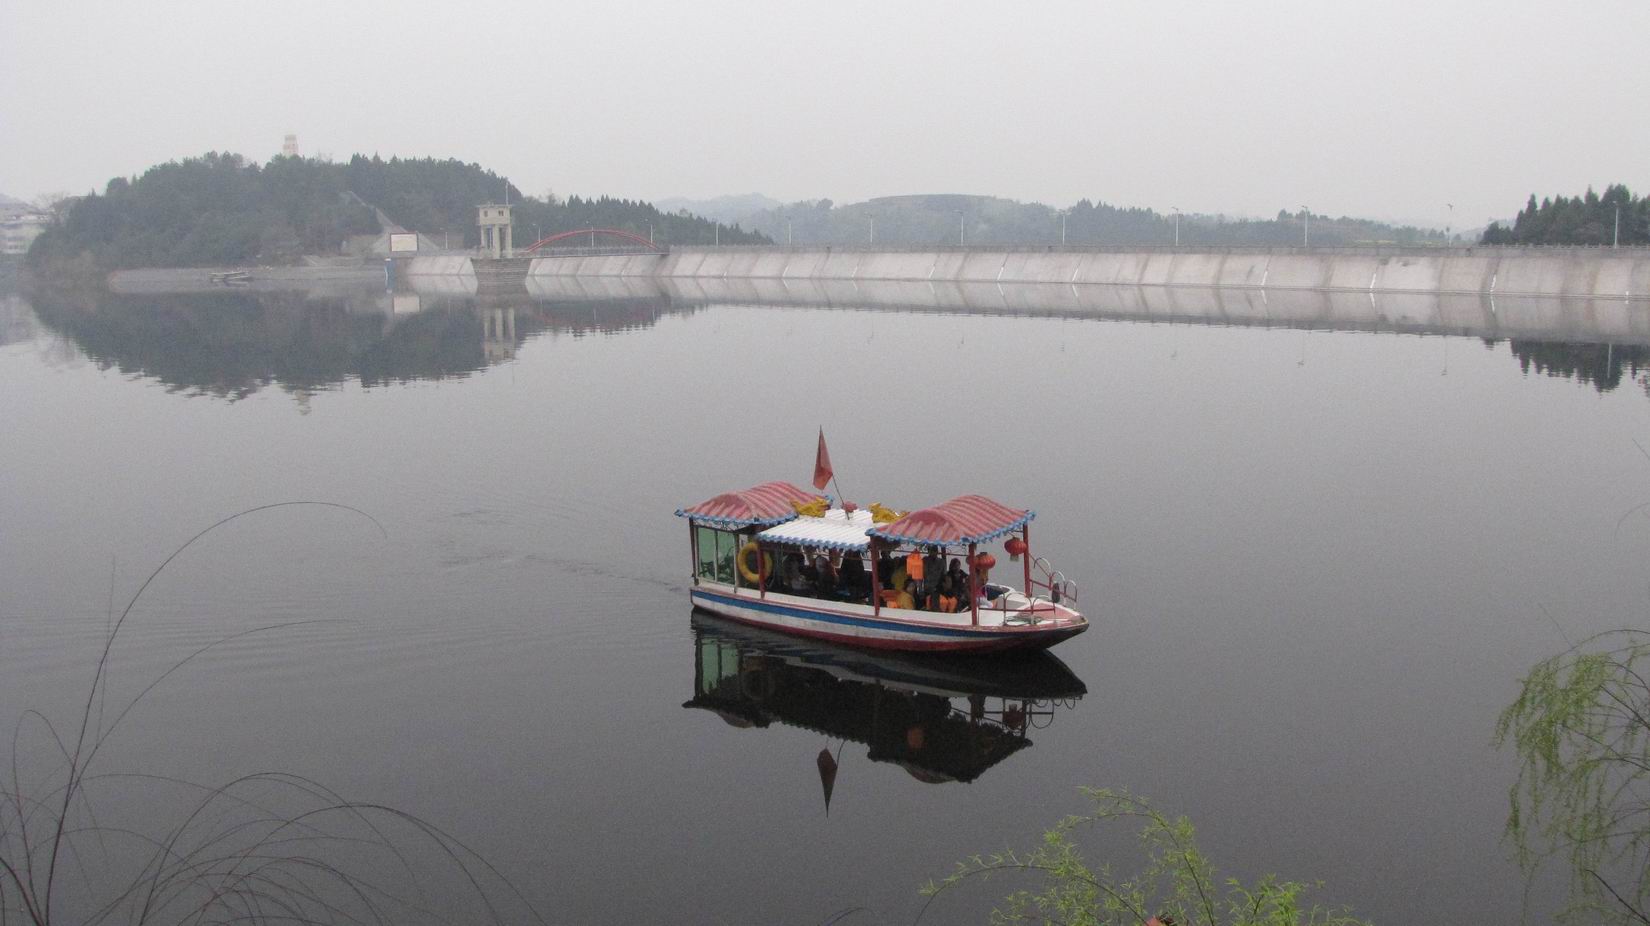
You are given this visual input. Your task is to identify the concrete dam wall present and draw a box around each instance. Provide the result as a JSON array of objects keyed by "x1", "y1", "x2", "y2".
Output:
[{"x1": 515, "y1": 245, "x2": 1650, "y2": 301}]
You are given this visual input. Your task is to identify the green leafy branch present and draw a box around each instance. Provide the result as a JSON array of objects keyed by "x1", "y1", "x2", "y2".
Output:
[
  {"x1": 918, "y1": 788, "x2": 1364, "y2": 926},
  {"x1": 1495, "y1": 629, "x2": 1650, "y2": 925}
]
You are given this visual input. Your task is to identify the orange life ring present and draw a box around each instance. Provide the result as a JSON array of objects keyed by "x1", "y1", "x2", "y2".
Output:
[{"x1": 737, "y1": 541, "x2": 772, "y2": 585}]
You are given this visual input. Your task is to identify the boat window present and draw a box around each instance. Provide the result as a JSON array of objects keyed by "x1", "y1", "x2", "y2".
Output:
[
  {"x1": 715, "y1": 530, "x2": 738, "y2": 584},
  {"x1": 695, "y1": 526, "x2": 739, "y2": 584},
  {"x1": 696, "y1": 526, "x2": 719, "y2": 580}
]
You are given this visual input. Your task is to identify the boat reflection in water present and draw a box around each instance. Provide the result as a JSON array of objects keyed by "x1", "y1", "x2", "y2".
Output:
[{"x1": 684, "y1": 611, "x2": 1086, "y2": 794}]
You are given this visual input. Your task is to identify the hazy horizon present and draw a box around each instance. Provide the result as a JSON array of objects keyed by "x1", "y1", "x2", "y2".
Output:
[{"x1": 4, "y1": 0, "x2": 1647, "y2": 229}]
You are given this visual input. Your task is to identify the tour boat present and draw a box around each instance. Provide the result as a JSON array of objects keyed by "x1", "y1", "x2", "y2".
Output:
[{"x1": 676, "y1": 481, "x2": 1088, "y2": 653}]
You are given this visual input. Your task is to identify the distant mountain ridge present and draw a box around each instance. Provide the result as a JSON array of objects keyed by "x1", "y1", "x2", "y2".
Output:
[
  {"x1": 729, "y1": 193, "x2": 1449, "y2": 248},
  {"x1": 653, "y1": 193, "x2": 782, "y2": 226}
]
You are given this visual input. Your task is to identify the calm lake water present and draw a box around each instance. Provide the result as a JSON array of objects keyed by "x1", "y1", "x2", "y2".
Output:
[{"x1": 4, "y1": 280, "x2": 1650, "y2": 924}]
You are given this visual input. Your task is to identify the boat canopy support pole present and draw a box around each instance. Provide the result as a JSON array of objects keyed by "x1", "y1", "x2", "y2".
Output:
[
  {"x1": 968, "y1": 541, "x2": 979, "y2": 626},
  {"x1": 870, "y1": 544, "x2": 881, "y2": 615},
  {"x1": 688, "y1": 519, "x2": 698, "y2": 586},
  {"x1": 757, "y1": 536, "x2": 767, "y2": 599},
  {"x1": 1022, "y1": 525, "x2": 1032, "y2": 600}
]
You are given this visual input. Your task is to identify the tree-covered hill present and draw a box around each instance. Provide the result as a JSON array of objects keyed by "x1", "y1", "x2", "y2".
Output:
[
  {"x1": 27, "y1": 152, "x2": 766, "y2": 270},
  {"x1": 28, "y1": 153, "x2": 379, "y2": 269},
  {"x1": 738, "y1": 194, "x2": 1447, "y2": 248},
  {"x1": 341, "y1": 155, "x2": 767, "y2": 249},
  {"x1": 1481, "y1": 185, "x2": 1648, "y2": 246}
]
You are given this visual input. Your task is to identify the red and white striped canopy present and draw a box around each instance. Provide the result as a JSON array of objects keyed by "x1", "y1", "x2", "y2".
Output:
[
  {"x1": 867, "y1": 495, "x2": 1034, "y2": 546},
  {"x1": 676, "y1": 481, "x2": 825, "y2": 528}
]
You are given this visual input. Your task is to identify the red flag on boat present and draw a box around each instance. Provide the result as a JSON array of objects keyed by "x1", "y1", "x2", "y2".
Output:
[{"x1": 813, "y1": 429, "x2": 833, "y2": 491}]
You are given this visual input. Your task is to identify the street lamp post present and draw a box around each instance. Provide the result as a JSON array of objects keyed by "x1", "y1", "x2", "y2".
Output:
[
  {"x1": 534, "y1": 223, "x2": 541, "y2": 246},
  {"x1": 869, "y1": 216, "x2": 875, "y2": 245},
  {"x1": 1615, "y1": 205, "x2": 1621, "y2": 248},
  {"x1": 647, "y1": 222, "x2": 654, "y2": 244},
  {"x1": 1059, "y1": 210, "x2": 1068, "y2": 246},
  {"x1": 1446, "y1": 204, "x2": 1453, "y2": 245},
  {"x1": 787, "y1": 217, "x2": 793, "y2": 246},
  {"x1": 1300, "y1": 205, "x2": 1310, "y2": 248},
  {"x1": 955, "y1": 210, "x2": 965, "y2": 247},
  {"x1": 1172, "y1": 206, "x2": 1181, "y2": 247}
]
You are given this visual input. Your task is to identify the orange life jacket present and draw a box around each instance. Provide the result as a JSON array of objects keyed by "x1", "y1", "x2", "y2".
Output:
[{"x1": 905, "y1": 552, "x2": 924, "y2": 581}]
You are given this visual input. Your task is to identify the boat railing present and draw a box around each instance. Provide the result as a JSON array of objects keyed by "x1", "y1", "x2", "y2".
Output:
[
  {"x1": 980, "y1": 588, "x2": 1061, "y2": 625},
  {"x1": 1028, "y1": 556, "x2": 1077, "y2": 607}
]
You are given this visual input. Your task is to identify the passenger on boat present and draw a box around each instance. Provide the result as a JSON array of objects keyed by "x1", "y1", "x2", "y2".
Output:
[
  {"x1": 935, "y1": 575, "x2": 961, "y2": 613},
  {"x1": 887, "y1": 552, "x2": 909, "y2": 596},
  {"x1": 877, "y1": 550, "x2": 897, "y2": 591},
  {"x1": 813, "y1": 554, "x2": 838, "y2": 599},
  {"x1": 922, "y1": 545, "x2": 945, "y2": 595},
  {"x1": 895, "y1": 579, "x2": 918, "y2": 611},
  {"x1": 779, "y1": 552, "x2": 811, "y2": 594},
  {"x1": 839, "y1": 553, "x2": 868, "y2": 601},
  {"x1": 947, "y1": 557, "x2": 968, "y2": 593}
]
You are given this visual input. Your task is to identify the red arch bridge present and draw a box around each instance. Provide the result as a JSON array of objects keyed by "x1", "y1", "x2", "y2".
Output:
[{"x1": 521, "y1": 228, "x2": 665, "y2": 254}]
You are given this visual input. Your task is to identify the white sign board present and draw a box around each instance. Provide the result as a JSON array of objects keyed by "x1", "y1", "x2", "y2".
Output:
[{"x1": 389, "y1": 233, "x2": 419, "y2": 253}]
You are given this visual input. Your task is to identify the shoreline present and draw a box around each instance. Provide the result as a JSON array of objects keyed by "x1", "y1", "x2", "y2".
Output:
[{"x1": 105, "y1": 265, "x2": 387, "y2": 294}]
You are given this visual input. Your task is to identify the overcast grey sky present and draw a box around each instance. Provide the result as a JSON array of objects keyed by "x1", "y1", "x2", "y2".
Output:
[{"x1": 3, "y1": 0, "x2": 1646, "y2": 227}]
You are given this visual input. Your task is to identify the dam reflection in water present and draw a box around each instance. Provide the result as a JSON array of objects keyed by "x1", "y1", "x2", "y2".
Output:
[
  {"x1": 518, "y1": 271, "x2": 1650, "y2": 345},
  {"x1": 18, "y1": 276, "x2": 1650, "y2": 401},
  {"x1": 685, "y1": 611, "x2": 1086, "y2": 794}
]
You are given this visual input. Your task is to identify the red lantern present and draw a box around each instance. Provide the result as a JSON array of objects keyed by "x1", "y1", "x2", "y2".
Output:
[
  {"x1": 974, "y1": 552, "x2": 996, "y2": 571},
  {"x1": 1004, "y1": 537, "x2": 1027, "y2": 561}
]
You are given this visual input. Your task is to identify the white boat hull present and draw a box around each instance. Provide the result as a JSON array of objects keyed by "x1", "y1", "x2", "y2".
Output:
[{"x1": 689, "y1": 583, "x2": 1087, "y2": 653}]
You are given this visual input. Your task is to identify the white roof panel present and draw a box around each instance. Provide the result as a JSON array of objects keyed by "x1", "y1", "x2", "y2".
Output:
[{"x1": 756, "y1": 508, "x2": 874, "y2": 551}]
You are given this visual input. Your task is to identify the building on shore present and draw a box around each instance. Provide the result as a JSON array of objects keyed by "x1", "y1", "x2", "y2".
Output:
[{"x1": 0, "y1": 208, "x2": 48, "y2": 256}]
